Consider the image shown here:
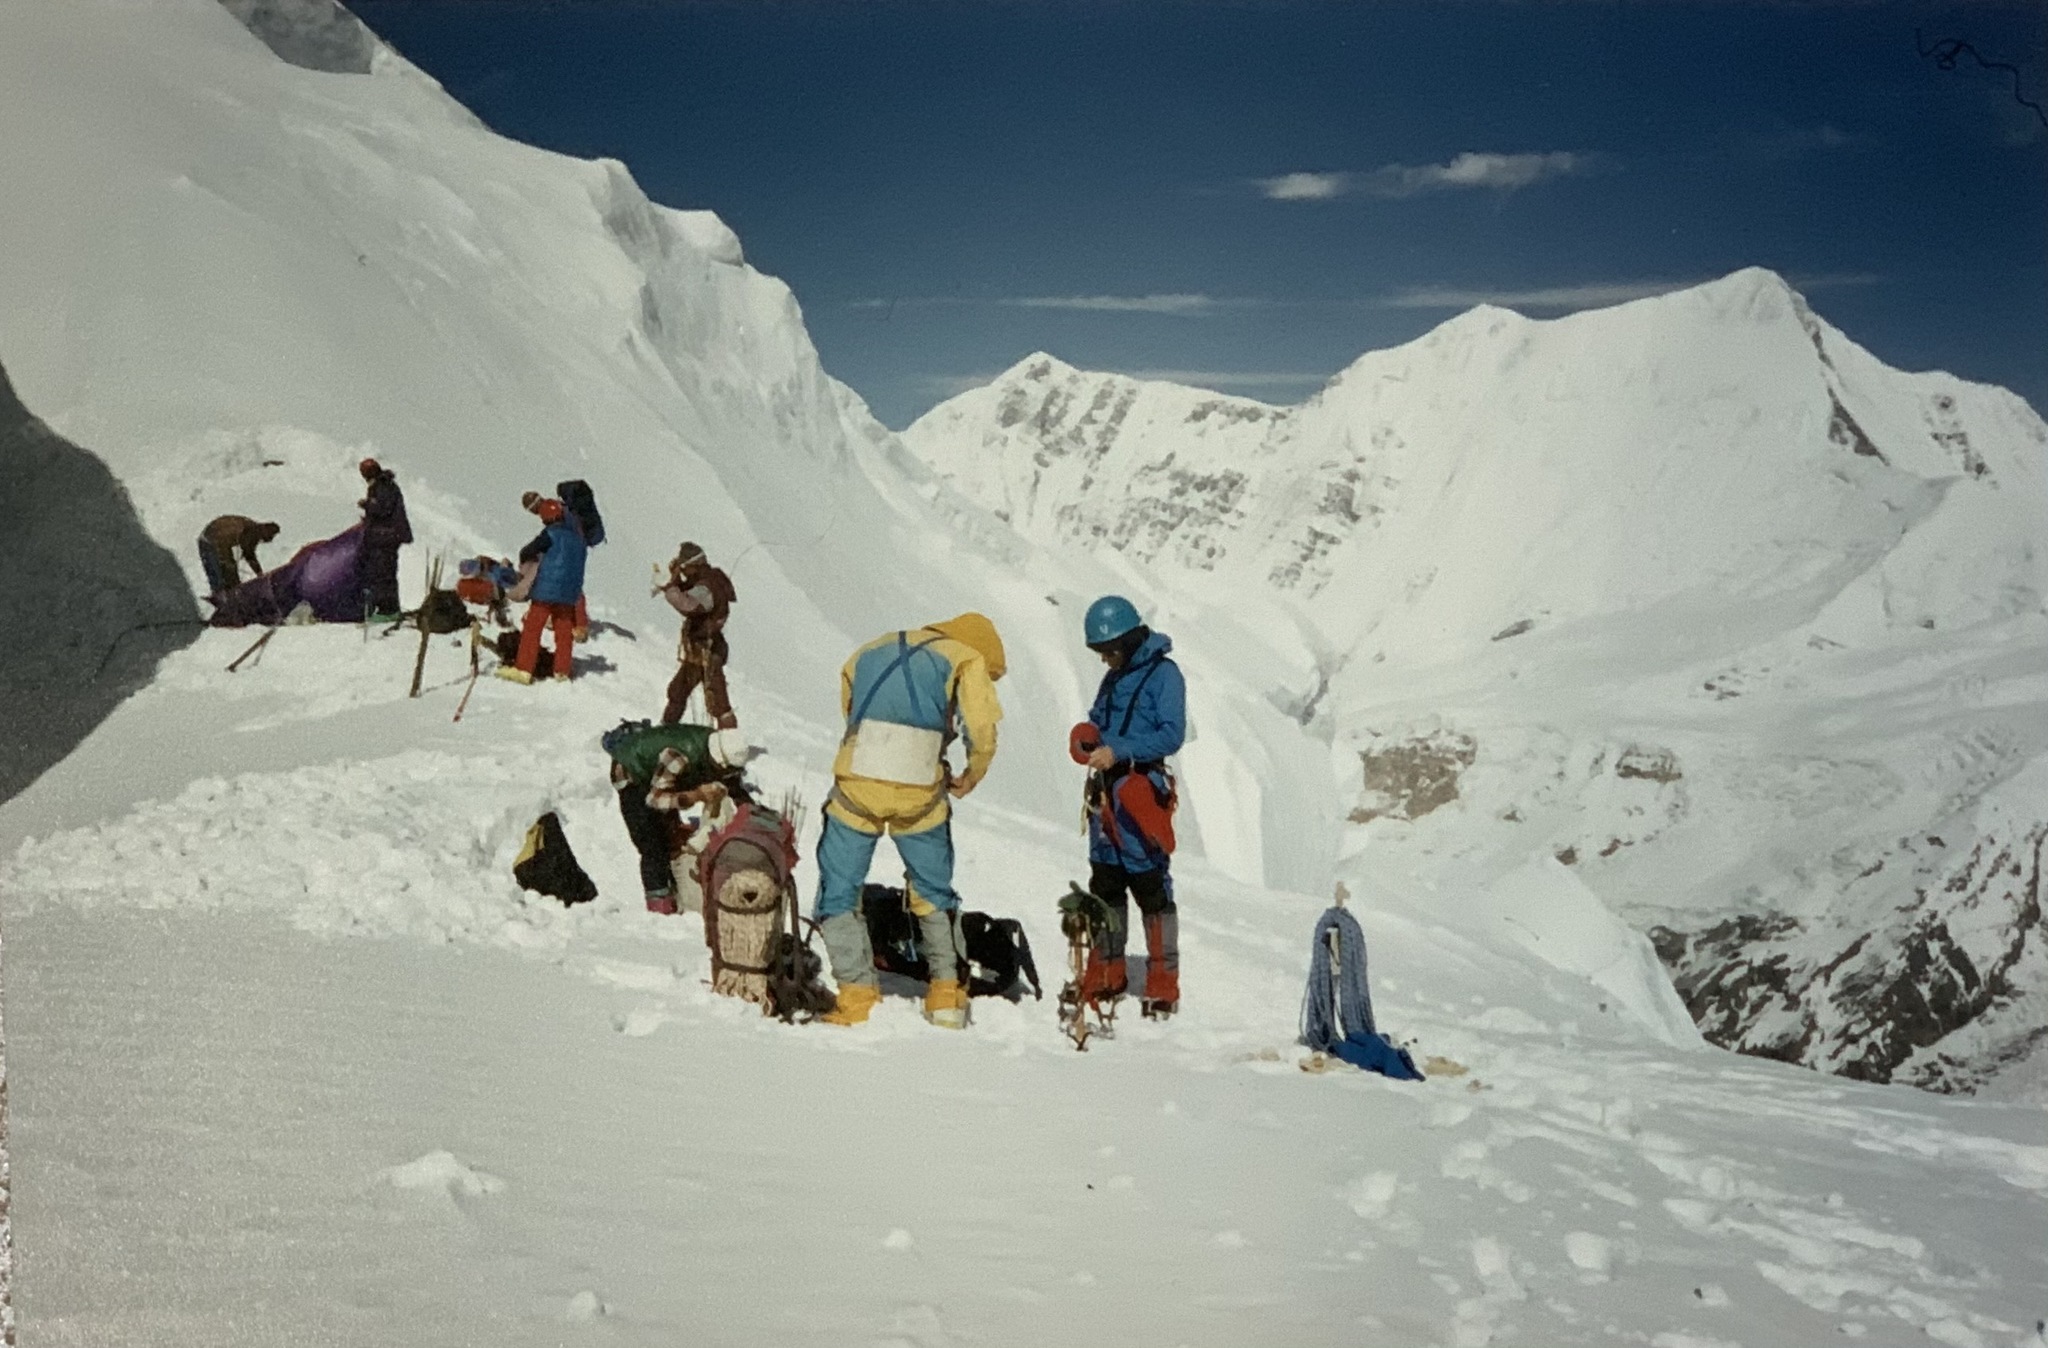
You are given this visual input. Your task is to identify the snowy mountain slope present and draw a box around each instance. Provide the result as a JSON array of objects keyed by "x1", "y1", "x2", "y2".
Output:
[
  {"x1": 0, "y1": 2, "x2": 2044, "y2": 1343},
  {"x1": 903, "y1": 278, "x2": 2048, "y2": 1091},
  {"x1": 0, "y1": 0, "x2": 1129, "y2": 830},
  {"x1": 907, "y1": 274, "x2": 2044, "y2": 656}
]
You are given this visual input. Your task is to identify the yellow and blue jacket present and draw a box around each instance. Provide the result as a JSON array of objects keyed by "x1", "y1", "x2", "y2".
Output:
[{"x1": 828, "y1": 613, "x2": 1005, "y2": 834}]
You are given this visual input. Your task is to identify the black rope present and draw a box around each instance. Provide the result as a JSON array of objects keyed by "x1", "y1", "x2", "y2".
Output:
[
  {"x1": 1918, "y1": 31, "x2": 2048, "y2": 128},
  {"x1": 90, "y1": 618, "x2": 211, "y2": 681}
]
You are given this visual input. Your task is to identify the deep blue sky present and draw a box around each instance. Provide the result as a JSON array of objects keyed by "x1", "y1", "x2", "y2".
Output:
[{"x1": 353, "y1": 0, "x2": 2046, "y2": 428}]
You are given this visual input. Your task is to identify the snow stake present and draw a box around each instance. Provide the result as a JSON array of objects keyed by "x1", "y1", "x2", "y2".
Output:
[
  {"x1": 406, "y1": 554, "x2": 442, "y2": 698},
  {"x1": 452, "y1": 619, "x2": 482, "y2": 722}
]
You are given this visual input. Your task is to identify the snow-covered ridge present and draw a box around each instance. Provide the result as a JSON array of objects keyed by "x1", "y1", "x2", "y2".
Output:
[{"x1": 904, "y1": 273, "x2": 2048, "y2": 1093}]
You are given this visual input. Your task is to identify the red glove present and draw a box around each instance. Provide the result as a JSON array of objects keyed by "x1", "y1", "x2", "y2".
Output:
[{"x1": 1069, "y1": 722, "x2": 1103, "y2": 766}]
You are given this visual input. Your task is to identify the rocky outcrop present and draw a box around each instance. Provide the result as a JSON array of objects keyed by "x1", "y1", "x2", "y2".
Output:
[{"x1": 1653, "y1": 812, "x2": 2047, "y2": 1091}]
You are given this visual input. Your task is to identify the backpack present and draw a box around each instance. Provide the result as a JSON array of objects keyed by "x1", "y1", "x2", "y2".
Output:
[
  {"x1": 860, "y1": 884, "x2": 1043, "y2": 1000},
  {"x1": 493, "y1": 628, "x2": 557, "y2": 679},
  {"x1": 697, "y1": 804, "x2": 832, "y2": 1021},
  {"x1": 556, "y1": 479, "x2": 605, "y2": 547},
  {"x1": 601, "y1": 719, "x2": 716, "y2": 787},
  {"x1": 511, "y1": 811, "x2": 598, "y2": 906},
  {"x1": 418, "y1": 588, "x2": 470, "y2": 635}
]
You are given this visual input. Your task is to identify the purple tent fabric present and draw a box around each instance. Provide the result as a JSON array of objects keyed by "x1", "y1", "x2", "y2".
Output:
[{"x1": 207, "y1": 524, "x2": 368, "y2": 627}]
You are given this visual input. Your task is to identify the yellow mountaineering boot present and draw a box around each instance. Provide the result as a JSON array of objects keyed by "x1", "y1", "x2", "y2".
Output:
[
  {"x1": 820, "y1": 983, "x2": 882, "y2": 1026},
  {"x1": 923, "y1": 979, "x2": 969, "y2": 1030},
  {"x1": 494, "y1": 666, "x2": 534, "y2": 685}
]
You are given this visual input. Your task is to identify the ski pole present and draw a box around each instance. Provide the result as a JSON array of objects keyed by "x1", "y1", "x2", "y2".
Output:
[{"x1": 227, "y1": 626, "x2": 276, "y2": 673}]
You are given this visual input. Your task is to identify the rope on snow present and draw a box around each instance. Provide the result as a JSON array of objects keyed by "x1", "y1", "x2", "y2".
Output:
[
  {"x1": 1300, "y1": 905, "x2": 1377, "y2": 1053},
  {"x1": 1298, "y1": 896, "x2": 1424, "y2": 1081}
]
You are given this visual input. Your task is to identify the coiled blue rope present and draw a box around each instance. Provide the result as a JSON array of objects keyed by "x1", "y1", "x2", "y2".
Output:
[
  {"x1": 1300, "y1": 906, "x2": 1376, "y2": 1051},
  {"x1": 1299, "y1": 904, "x2": 1424, "y2": 1081}
]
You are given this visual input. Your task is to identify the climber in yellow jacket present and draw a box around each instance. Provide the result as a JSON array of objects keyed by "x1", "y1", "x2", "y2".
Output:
[{"x1": 815, "y1": 613, "x2": 1005, "y2": 1028}]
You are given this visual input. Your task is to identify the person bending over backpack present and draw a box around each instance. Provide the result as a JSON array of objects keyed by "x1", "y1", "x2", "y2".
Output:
[{"x1": 604, "y1": 721, "x2": 754, "y2": 914}]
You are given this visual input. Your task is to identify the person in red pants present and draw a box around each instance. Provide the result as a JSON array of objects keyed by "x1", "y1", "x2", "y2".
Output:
[
  {"x1": 1070, "y1": 595, "x2": 1186, "y2": 1020},
  {"x1": 497, "y1": 498, "x2": 587, "y2": 684}
]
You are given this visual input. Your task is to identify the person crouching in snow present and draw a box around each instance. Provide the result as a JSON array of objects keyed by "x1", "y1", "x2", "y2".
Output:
[
  {"x1": 604, "y1": 721, "x2": 753, "y2": 914},
  {"x1": 498, "y1": 497, "x2": 587, "y2": 684},
  {"x1": 814, "y1": 614, "x2": 1006, "y2": 1029},
  {"x1": 1072, "y1": 595, "x2": 1186, "y2": 1020}
]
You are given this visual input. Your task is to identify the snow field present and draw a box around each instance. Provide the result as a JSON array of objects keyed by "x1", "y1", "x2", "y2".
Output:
[{"x1": 6, "y1": 619, "x2": 2046, "y2": 1345}]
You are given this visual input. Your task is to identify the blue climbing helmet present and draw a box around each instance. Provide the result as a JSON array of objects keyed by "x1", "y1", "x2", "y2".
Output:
[{"x1": 1083, "y1": 594, "x2": 1143, "y2": 648}]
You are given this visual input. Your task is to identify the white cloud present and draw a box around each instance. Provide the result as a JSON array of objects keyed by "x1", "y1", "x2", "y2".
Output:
[
  {"x1": 1260, "y1": 151, "x2": 1588, "y2": 202},
  {"x1": 1369, "y1": 150, "x2": 1585, "y2": 198},
  {"x1": 1382, "y1": 280, "x2": 1692, "y2": 310},
  {"x1": 853, "y1": 293, "x2": 1241, "y2": 317},
  {"x1": 1003, "y1": 293, "x2": 1220, "y2": 315},
  {"x1": 1114, "y1": 368, "x2": 1328, "y2": 390},
  {"x1": 1256, "y1": 171, "x2": 1352, "y2": 201}
]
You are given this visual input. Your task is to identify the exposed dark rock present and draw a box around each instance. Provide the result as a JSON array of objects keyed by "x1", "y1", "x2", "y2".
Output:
[
  {"x1": 1651, "y1": 822, "x2": 2047, "y2": 1091},
  {"x1": 1351, "y1": 731, "x2": 1477, "y2": 824},
  {"x1": 0, "y1": 357, "x2": 201, "y2": 804},
  {"x1": 1826, "y1": 393, "x2": 1886, "y2": 463},
  {"x1": 218, "y1": 0, "x2": 378, "y2": 75}
]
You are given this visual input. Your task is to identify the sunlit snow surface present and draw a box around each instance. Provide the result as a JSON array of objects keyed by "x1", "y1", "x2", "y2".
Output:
[{"x1": 0, "y1": 1, "x2": 2044, "y2": 1345}]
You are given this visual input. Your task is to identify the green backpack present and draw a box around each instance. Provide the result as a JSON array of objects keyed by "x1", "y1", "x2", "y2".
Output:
[{"x1": 602, "y1": 720, "x2": 716, "y2": 787}]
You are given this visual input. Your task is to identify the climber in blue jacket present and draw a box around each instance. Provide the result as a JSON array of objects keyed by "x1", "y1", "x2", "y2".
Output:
[{"x1": 1068, "y1": 594, "x2": 1186, "y2": 1019}]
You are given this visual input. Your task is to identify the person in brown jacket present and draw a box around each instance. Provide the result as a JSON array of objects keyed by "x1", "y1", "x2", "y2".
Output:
[
  {"x1": 657, "y1": 541, "x2": 738, "y2": 729},
  {"x1": 196, "y1": 515, "x2": 281, "y2": 595}
]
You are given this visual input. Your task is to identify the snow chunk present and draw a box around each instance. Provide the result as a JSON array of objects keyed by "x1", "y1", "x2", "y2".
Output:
[
  {"x1": 381, "y1": 1150, "x2": 505, "y2": 1198},
  {"x1": 1563, "y1": 1231, "x2": 1613, "y2": 1276},
  {"x1": 1343, "y1": 1171, "x2": 1400, "y2": 1221}
]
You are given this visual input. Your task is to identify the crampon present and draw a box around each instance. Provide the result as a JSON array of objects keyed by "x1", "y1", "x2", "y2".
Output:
[{"x1": 1056, "y1": 882, "x2": 1123, "y2": 1051}]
